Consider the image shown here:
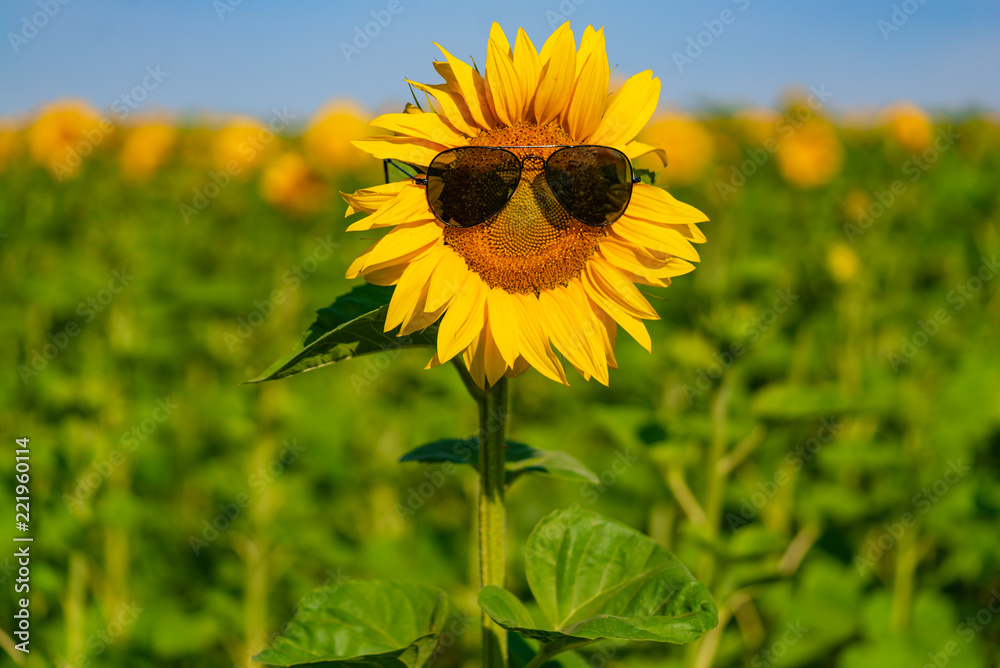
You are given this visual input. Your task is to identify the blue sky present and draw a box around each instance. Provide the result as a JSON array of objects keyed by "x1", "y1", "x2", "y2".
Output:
[{"x1": 2, "y1": 0, "x2": 998, "y2": 122}]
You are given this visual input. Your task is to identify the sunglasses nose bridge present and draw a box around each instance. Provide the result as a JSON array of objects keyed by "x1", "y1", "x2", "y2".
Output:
[{"x1": 521, "y1": 154, "x2": 546, "y2": 170}]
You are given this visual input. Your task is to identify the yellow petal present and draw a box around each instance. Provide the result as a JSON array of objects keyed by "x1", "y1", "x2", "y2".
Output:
[
  {"x1": 537, "y1": 290, "x2": 588, "y2": 371},
  {"x1": 352, "y1": 136, "x2": 448, "y2": 167},
  {"x1": 553, "y1": 284, "x2": 610, "y2": 382},
  {"x1": 364, "y1": 262, "x2": 408, "y2": 286},
  {"x1": 617, "y1": 211, "x2": 706, "y2": 245},
  {"x1": 436, "y1": 277, "x2": 486, "y2": 363},
  {"x1": 357, "y1": 221, "x2": 442, "y2": 270},
  {"x1": 627, "y1": 184, "x2": 710, "y2": 230},
  {"x1": 432, "y1": 60, "x2": 458, "y2": 88},
  {"x1": 401, "y1": 301, "x2": 448, "y2": 336},
  {"x1": 534, "y1": 22, "x2": 576, "y2": 125},
  {"x1": 563, "y1": 26, "x2": 608, "y2": 139},
  {"x1": 513, "y1": 28, "x2": 541, "y2": 116},
  {"x1": 385, "y1": 253, "x2": 438, "y2": 332},
  {"x1": 342, "y1": 181, "x2": 411, "y2": 216},
  {"x1": 462, "y1": 331, "x2": 486, "y2": 389},
  {"x1": 434, "y1": 44, "x2": 495, "y2": 129},
  {"x1": 485, "y1": 23, "x2": 524, "y2": 126},
  {"x1": 406, "y1": 80, "x2": 480, "y2": 136},
  {"x1": 620, "y1": 211, "x2": 707, "y2": 244},
  {"x1": 483, "y1": 325, "x2": 508, "y2": 388},
  {"x1": 625, "y1": 140, "x2": 668, "y2": 165},
  {"x1": 399, "y1": 247, "x2": 458, "y2": 334},
  {"x1": 598, "y1": 240, "x2": 694, "y2": 286},
  {"x1": 346, "y1": 250, "x2": 369, "y2": 279},
  {"x1": 424, "y1": 351, "x2": 443, "y2": 370},
  {"x1": 511, "y1": 294, "x2": 568, "y2": 385},
  {"x1": 368, "y1": 112, "x2": 468, "y2": 147},
  {"x1": 486, "y1": 288, "x2": 520, "y2": 367},
  {"x1": 573, "y1": 26, "x2": 596, "y2": 78},
  {"x1": 346, "y1": 185, "x2": 434, "y2": 231},
  {"x1": 564, "y1": 279, "x2": 617, "y2": 368},
  {"x1": 583, "y1": 278, "x2": 651, "y2": 352},
  {"x1": 539, "y1": 289, "x2": 607, "y2": 385},
  {"x1": 508, "y1": 356, "x2": 531, "y2": 378},
  {"x1": 585, "y1": 256, "x2": 659, "y2": 319},
  {"x1": 425, "y1": 248, "x2": 469, "y2": 312},
  {"x1": 346, "y1": 236, "x2": 439, "y2": 279},
  {"x1": 611, "y1": 217, "x2": 701, "y2": 262},
  {"x1": 592, "y1": 301, "x2": 619, "y2": 368},
  {"x1": 587, "y1": 71, "x2": 660, "y2": 146}
]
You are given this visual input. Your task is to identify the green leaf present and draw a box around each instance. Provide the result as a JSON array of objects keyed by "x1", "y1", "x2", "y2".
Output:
[
  {"x1": 398, "y1": 438, "x2": 479, "y2": 466},
  {"x1": 478, "y1": 507, "x2": 717, "y2": 652},
  {"x1": 399, "y1": 439, "x2": 599, "y2": 485},
  {"x1": 247, "y1": 284, "x2": 438, "y2": 383},
  {"x1": 254, "y1": 580, "x2": 451, "y2": 667}
]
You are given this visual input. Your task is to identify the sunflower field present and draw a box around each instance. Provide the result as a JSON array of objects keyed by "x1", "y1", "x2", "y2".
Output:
[{"x1": 2, "y1": 86, "x2": 1000, "y2": 668}]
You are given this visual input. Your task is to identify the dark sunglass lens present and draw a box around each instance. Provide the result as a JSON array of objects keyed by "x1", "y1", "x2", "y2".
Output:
[
  {"x1": 426, "y1": 148, "x2": 521, "y2": 227},
  {"x1": 545, "y1": 146, "x2": 633, "y2": 226}
]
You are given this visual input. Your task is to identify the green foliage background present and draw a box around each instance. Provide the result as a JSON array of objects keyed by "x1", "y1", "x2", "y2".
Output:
[{"x1": 2, "y1": 112, "x2": 999, "y2": 667}]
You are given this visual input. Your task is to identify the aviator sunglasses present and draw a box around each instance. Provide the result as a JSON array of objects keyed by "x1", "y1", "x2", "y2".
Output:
[{"x1": 384, "y1": 145, "x2": 640, "y2": 228}]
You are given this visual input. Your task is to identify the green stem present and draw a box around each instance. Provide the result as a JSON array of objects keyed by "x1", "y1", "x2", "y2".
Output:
[
  {"x1": 477, "y1": 374, "x2": 509, "y2": 668},
  {"x1": 891, "y1": 526, "x2": 918, "y2": 633},
  {"x1": 525, "y1": 640, "x2": 593, "y2": 668},
  {"x1": 698, "y1": 378, "x2": 732, "y2": 588},
  {"x1": 690, "y1": 379, "x2": 732, "y2": 668},
  {"x1": 523, "y1": 646, "x2": 555, "y2": 668}
]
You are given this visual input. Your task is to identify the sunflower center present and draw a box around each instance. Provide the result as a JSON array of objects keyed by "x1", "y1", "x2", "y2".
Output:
[{"x1": 442, "y1": 121, "x2": 605, "y2": 295}]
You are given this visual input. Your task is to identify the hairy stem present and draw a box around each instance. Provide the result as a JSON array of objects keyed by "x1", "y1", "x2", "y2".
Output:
[{"x1": 477, "y1": 375, "x2": 509, "y2": 668}]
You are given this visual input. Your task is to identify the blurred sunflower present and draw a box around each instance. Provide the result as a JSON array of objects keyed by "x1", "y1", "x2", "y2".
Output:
[
  {"x1": 304, "y1": 101, "x2": 377, "y2": 174},
  {"x1": 883, "y1": 102, "x2": 933, "y2": 153},
  {"x1": 261, "y1": 151, "x2": 326, "y2": 215},
  {"x1": 119, "y1": 123, "x2": 176, "y2": 180},
  {"x1": 342, "y1": 22, "x2": 707, "y2": 387},
  {"x1": 212, "y1": 117, "x2": 273, "y2": 175},
  {"x1": 827, "y1": 243, "x2": 860, "y2": 284},
  {"x1": 777, "y1": 119, "x2": 843, "y2": 189},
  {"x1": 27, "y1": 100, "x2": 105, "y2": 178},
  {"x1": 637, "y1": 113, "x2": 714, "y2": 186}
]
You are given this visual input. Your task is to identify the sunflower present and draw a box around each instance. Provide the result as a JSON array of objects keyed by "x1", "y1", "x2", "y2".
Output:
[
  {"x1": 119, "y1": 122, "x2": 176, "y2": 180},
  {"x1": 883, "y1": 102, "x2": 933, "y2": 153},
  {"x1": 637, "y1": 112, "x2": 714, "y2": 186},
  {"x1": 212, "y1": 116, "x2": 273, "y2": 175},
  {"x1": 304, "y1": 101, "x2": 378, "y2": 175},
  {"x1": 776, "y1": 119, "x2": 843, "y2": 189},
  {"x1": 27, "y1": 100, "x2": 104, "y2": 178},
  {"x1": 261, "y1": 150, "x2": 326, "y2": 214},
  {"x1": 342, "y1": 22, "x2": 707, "y2": 388}
]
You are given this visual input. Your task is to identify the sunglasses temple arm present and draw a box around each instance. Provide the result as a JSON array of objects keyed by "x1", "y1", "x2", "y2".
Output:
[{"x1": 383, "y1": 158, "x2": 426, "y2": 184}]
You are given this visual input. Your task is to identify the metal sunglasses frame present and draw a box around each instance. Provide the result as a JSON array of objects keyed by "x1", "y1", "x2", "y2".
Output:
[{"x1": 382, "y1": 144, "x2": 641, "y2": 228}]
